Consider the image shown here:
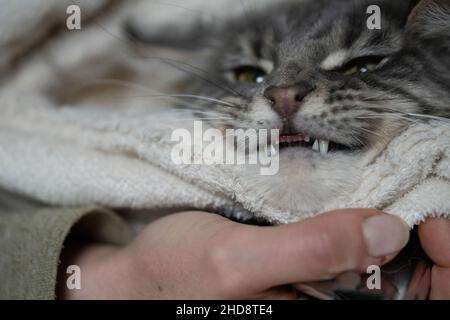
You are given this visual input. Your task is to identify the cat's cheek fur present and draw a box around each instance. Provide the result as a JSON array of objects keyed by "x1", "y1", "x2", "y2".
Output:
[
  {"x1": 247, "y1": 97, "x2": 282, "y2": 128},
  {"x1": 298, "y1": 95, "x2": 329, "y2": 118}
]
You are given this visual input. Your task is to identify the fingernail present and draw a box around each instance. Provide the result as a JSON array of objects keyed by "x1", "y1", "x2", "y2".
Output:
[{"x1": 363, "y1": 215, "x2": 410, "y2": 257}]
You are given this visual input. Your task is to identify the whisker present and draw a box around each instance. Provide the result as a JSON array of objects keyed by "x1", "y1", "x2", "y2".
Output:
[
  {"x1": 74, "y1": 78, "x2": 241, "y2": 109},
  {"x1": 135, "y1": 94, "x2": 240, "y2": 108},
  {"x1": 69, "y1": 0, "x2": 243, "y2": 100},
  {"x1": 347, "y1": 131, "x2": 366, "y2": 147},
  {"x1": 165, "y1": 117, "x2": 234, "y2": 122},
  {"x1": 360, "y1": 89, "x2": 400, "y2": 101},
  {"x1": 157, "y1": 57, "x2": 245, "y2": 98},
  {"x1": 356, "y1": 104, "x2": 450, "y2": 124},
  {"x1": 355, "y1": 113, "x2": 420, "y2": 124},
  {"x1": 404, "y1": 113, "x2": 450, "y2": 123},
  {"x1": 354, "y1": 126, "x2": 388, "y2": 141},
  {"x1": 75, "y1": 78, "x2": 155, "y2": 95}
]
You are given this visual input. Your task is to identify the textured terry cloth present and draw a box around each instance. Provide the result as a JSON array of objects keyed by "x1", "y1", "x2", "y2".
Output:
[
  {"x1": 0, "y1": 0, "x2": 449, "y2": 227},
  {"x1": 0, "y1": 190, "x2": 134, "y2": 300},
  {"x1": 0, "y1": 0, "x2": 110, "y2": 74},
  {"x1": 1, "y1": 94, "x2": 450, "y2": 227},
  {"x1": 0, "y1": 97, "x2": 450, "y2": 226}
]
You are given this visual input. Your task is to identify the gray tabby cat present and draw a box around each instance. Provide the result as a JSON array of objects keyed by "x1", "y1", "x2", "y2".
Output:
[{"x1": 127, "y1": 0, "x2": 450, "y2": 220}]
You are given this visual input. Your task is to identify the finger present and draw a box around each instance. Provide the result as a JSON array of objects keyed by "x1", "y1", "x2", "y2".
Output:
[
  {"x1": 225, "y1": 209, "x2": 409, "y2": 291},
  {"x1": 430, "y1": 266, "x2": 450, "y2": 300},
  {"x1": 418, "y1": 218, "x2": 450, "y2": 267}
]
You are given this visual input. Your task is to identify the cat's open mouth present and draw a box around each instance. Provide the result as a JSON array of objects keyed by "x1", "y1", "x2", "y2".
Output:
[{"x1": 279, "y1": 133, "x2": 351, "y2": 154}]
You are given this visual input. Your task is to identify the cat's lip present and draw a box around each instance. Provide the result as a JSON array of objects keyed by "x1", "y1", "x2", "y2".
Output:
[{"x1": 279, "y1": 133, "x2": 308, "y2": 144}]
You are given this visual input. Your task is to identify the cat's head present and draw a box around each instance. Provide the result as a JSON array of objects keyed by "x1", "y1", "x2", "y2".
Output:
[{"x1": 127, "y1": 0, "x2": 450, "y2": 218}]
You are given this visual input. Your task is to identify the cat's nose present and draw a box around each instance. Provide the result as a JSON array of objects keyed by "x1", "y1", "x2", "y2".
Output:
[{"x1": 264, "y1": 85, "x2": 311, "y2": 118}]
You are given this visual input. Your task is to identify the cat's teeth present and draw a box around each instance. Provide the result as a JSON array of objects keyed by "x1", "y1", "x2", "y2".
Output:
[
  {"x1": 304, "y1": 136, "x2": 311, "y2": 142},
  {"x1": 319, "y1": 140, "x2": 330, "y2": 155},
  {"x1": 312, "y1": 140, "x2": 319, "y2": 152}
]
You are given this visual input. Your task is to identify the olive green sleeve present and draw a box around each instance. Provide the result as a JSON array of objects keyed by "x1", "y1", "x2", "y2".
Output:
[{"x1": 0, "y1": 191, "x2": 134, "y2": 300}]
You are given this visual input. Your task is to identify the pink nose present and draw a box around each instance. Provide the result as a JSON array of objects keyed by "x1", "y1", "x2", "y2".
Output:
[{"x1": 264, "y1": 85, "x2": 311, "y2": 118}]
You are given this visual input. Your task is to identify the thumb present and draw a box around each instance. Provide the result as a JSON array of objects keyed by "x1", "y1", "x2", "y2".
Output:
[
  {"x1": 224, "y1": 209, "x2": 409, "y2": 292},
  {"x1": 418, "y1": 218, "x2": 450, "y2": 268}
]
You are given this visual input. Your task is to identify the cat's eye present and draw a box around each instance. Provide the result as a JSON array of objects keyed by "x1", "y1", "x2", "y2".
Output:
[
  {"x1": 233, "y1": 66, "x2": 267, "y2": 83},
  {"x1": 342, "y1": 56, "x2": 385, "y2": 76}
]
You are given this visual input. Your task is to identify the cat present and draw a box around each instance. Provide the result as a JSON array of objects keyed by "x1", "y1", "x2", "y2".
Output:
[{"x1": 126, "y1": 0, "x2": 450, "y2": 220}]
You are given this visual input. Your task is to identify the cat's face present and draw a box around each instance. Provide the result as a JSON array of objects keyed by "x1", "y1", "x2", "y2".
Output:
[
  {"x1": 129, "y1": 0, "x2": 450, "y2": 218},
  {"x1": 196, "y1": 0, "x2": 448, "y2": 153}
]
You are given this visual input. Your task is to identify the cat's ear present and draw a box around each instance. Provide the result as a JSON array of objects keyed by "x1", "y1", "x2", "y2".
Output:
[{"x1": 406, "y1": 0, "x2": 450, "y2": 37}]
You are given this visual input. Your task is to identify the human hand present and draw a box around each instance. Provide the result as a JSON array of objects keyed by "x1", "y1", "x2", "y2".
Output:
[
  {"x1": 58, "y1": 209, "x2": 409, "y2": 299},
  {"x1": 418, "y1": 218, "x2": 450, "y2": 299}
]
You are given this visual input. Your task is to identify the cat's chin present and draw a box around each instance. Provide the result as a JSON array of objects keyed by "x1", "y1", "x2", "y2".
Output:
[{"x1": 236, "y1": 147, "x2": 365, "y2": 220}]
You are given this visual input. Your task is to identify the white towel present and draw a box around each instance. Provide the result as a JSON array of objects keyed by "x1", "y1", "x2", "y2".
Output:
[{"x1": 0, "y1": 0, "x2": 449, "y2": 227}]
